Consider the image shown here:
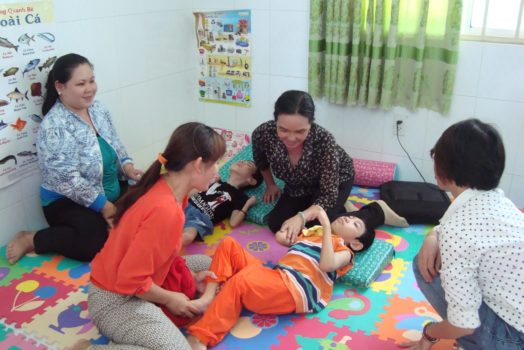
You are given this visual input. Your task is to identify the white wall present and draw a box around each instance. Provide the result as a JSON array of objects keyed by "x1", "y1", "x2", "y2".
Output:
[
  {"x1": 194, "y1": 1, "x2": 524, "y2": 208},
  {"x1": 1, "y1": 0, "x2": 523, "y2": 246},
  {"x1": 0, "y1": 1, "x2": 201, "y2": 246}
]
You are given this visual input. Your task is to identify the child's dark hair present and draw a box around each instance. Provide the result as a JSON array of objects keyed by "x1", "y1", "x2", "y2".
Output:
[
  {"x1": 242, "y1": 164, "x2": 263, "y2": 191},
  {"x1": 431, "y1": 118, "x2": 505, "y2": 190},
  {"x1": 114, "y1": 122, "x2": 226, "y2": 225},
  {"x1": 43, "y1": 53, "x2": 92, "y2": 115},
  {"x1": 273, "y1": 90, "x2": 315, "y2": 123},
  {"x1": 334, "y1": 212, "x2": 375, "y2": 252},
  {"x1": 354, "y1": 226, "x2": 375, "y2": 252}
]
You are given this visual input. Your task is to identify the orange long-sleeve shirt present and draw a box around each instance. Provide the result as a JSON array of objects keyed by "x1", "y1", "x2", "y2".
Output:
[{"x1": 90, "y1": 178, "x2": 187, "y2": 295}]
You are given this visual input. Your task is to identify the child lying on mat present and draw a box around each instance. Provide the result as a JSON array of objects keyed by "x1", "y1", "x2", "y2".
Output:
[
  {"x1": 182, "y1": 160, "x2": 262, "y2": 245},
  {"x1": 276, "y1": 199, "x2": 408, "y2": 247},
  {"x1": 185, "y1": 205, "x2": 374, "y2": 350}
]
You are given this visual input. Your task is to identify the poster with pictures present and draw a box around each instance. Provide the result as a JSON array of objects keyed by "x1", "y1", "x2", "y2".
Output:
[
  {"x1": 194, "y1": 9, "x2": 251, "y2": 107},
  {"x1": 0, "y1": 0, "x2": 56, "y2": 188}
]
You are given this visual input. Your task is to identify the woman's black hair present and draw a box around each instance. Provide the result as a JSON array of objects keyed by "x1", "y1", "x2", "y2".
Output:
[
  {"x1": 273, "y1": 90, "x2": 315, "y2": 123},
  {"x1": 431, "y1": 118, "x2": 505, "y2": 190},
  {"x1": 114, "y1": 122, "x2": 226, "y2": 225},
  {"x1": 42, "y1": 53, "x2": 93, "y2": 116}
]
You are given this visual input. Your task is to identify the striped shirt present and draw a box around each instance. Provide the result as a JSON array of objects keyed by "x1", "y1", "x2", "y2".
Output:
[{"x1": 275, "y1": 235, "x2": 353, "y2": 313}]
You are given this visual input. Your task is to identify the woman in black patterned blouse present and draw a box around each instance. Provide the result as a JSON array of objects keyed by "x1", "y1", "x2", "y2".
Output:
[{"x1": 252, "y1": 90, "x2": 355, "y2": 243}]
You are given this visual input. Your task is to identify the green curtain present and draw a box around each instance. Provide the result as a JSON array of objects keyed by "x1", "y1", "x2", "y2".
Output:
[{"x1": 309, "y1": 0, "x2": 462, "y2": 114}]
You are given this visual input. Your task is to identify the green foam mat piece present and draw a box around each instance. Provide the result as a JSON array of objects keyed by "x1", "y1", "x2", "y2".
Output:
[{"x1": 218, "y1": 144, "x2": 284, "y2": 225}]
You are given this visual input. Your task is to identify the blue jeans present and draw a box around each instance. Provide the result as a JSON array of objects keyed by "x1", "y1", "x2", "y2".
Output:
[
  {"x1": 184, "y1": 203, "x2": 214, "y2": 239},
  {"x1": 413, "y1": 254, "x2": 524, "y2": 350}
]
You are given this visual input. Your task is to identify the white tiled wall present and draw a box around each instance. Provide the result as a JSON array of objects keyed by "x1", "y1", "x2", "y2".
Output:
[
  {"x1": 0, "y1": 1, "x2": 199, "y2": 246},
  {"x1": 194, "y1": 1, "x2": 524, "y2": 209},
  {"x1": 1, "y1": 0, "x2": 524, "y2": 246}
]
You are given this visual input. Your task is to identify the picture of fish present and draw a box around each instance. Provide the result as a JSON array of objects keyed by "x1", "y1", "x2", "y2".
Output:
[
  {"x1": 10, "y1": 117, "x2": 27, "y2": 132},
  {"x1": 7, "y1": 88, "x2": 28, "y2": 102},
  {"x1": 0, "y1": 155, "x2": 17, "y2": 165},
  {"x1": 23, "y1": 59, "x2": 40, "y2": 76},
  {"x1": 0, "y1": 100, "x2": 9, "y2": 107},
  {"x1": 18, "y1": 33, "x2": 35, "y2": 46},
  {"x1": 30, "y1": 114, "x2": 42, "y2": 123},
  {"x1": 37, "y1": 32, "x2": 55, "y2": 43},
  {"x1": 0, "y1": 120, "x2": 7, "y2": 130},
  {"x1": 0, "y1": 36, "x2": 18, "y2": 52},
  {"x1": 39, "y1": 56, "x2": 57, "y2": 71},
  {"x1": 3, "y1": 67, "x2": 19, "y2": 77},
  {"x1": 31, "y1": 82, "x2": 42, "y2": 97},
  {"x1": 17, "y1": 151, "x2": 37, "y2": 157}
]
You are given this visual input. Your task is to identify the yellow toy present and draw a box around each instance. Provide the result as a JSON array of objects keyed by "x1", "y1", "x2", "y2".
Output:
[{"x1": 301, "y1": 225, "x2": 323, "y2": 237}]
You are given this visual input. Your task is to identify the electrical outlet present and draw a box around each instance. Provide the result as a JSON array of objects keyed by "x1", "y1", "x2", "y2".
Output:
[{"x1": 393, "y1": 119, "x2": 405, "y2": 136}]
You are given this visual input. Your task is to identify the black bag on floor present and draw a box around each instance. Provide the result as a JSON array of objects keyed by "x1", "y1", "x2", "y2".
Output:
[{"x1": 379, "y1": 181, "x2": 451, "y2": 225}]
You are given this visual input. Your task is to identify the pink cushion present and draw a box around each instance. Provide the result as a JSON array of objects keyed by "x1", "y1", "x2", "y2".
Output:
[{"x1": 353, "y1": 158, "x2": 397, "y2": 187}]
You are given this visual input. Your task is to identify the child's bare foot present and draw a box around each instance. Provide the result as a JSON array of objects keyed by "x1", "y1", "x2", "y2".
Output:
[
  {"x1": 187, "y1": 335, "x2": 207, "y2": 350},
  {"x1": 6, "y1": 231, "x2": 36, "y2": 264},
  {"x1": 376, "y1": 200, "x2": 409, "y2": 227},
  {"x1": 344, "y1": 201, "x2": 358, "y2": 213},
  {"x1": 64, "y1": 339, "x2": 90, "y2": 350}
]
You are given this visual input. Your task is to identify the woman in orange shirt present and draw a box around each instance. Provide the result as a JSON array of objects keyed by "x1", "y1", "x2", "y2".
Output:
[{"x1": 70, "y1": 122, "x2": 225, "y2": 350}]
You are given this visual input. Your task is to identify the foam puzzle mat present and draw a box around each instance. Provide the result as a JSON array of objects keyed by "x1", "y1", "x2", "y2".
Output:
[{"x1": 0, "y1": 186, "x2": 454, "y2": 349}]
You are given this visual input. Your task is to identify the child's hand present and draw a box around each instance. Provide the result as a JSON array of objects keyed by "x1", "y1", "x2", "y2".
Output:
[
  {"x1": 316, "y1": 208, "x2": 330, "y2": 230},
  {"x1": 305, "y1": 205, "x2": 328, "y2": 224},
  {"x1": 246, "y1": 196, "x2": 257, "y2": 207},
  {"x1": 280, "y1": 215, "x2": 303, "y2": 244},
  {"x1": 194, "y1": 271, "x2": 217, "y2": 294},
  {"x1": 164, "y1": 291, "x2": 200, "y2": 318},
  {"x1": 190, "y1": 296, "x2": 212, "y2": 314},
  {"x1": 276, "y1": 228, "x2": 298, "y2": 246}
]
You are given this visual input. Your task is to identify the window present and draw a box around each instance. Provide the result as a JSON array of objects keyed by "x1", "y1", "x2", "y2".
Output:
[{"x1": 461, "y1": 0, "x2": 524, "y2": 43}]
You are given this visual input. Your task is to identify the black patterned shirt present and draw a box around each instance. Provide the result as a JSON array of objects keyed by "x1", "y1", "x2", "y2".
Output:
[{"x1": 252, "y1": 121, "x2": 354, "y2": 209}]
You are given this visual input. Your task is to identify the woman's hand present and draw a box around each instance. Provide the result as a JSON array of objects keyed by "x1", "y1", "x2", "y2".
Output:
[
  {"x1": 280, "y1": 214, "x2": 304, "y2": 245},
  {"x1": 263, "y1": 183, "x2": 281, "y2": 203},
  {"x1": 101, "y1": 201, "x2": 117, "y2": 228},
  {"x1": 164, "y1": 291, "x2": 200, "y2": 318},
  {"x1": 194, "y1": 270, "x2": 217, "y2": 295},
  {"x1": 123, "y1": 163, "x2": 144, "y2": 182},
  {"x1": 417, "y1": 230, "x2": 441, "y2": 283}
]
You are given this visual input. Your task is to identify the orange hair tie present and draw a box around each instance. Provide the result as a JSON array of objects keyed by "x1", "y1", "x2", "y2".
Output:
[
  {"x1": 158, "y1": 153, "x2": 168, "y2": 175},
  {"x1": 157, "y1": 153, "x2": 167, "y2": 165}
]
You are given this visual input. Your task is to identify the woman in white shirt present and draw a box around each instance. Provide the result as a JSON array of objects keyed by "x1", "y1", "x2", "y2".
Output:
[{"x1": 407, "y1": 119, "x2": 524, "y2": 350}]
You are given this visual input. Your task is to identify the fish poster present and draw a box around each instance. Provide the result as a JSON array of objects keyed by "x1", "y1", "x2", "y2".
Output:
[
  {"x1": 0, "y1": 0, "x2": 56, "y2": 188},
  {"x1": 194, "y1": 9, "x2": 251, "y2": 107}
]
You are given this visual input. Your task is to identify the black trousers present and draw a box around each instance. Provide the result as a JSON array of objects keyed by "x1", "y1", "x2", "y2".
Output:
[
  {"x1": 267, "y1": 179, "x2": 354, "y2": 233},
  {"x1": 34, "y1": 181, "x2": 128, "y2": 261}
]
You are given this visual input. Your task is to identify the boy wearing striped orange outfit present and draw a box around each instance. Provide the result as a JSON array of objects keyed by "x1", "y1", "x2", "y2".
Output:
[{"x1": 186, "y1": 205, "x2": 374, "y2": 349}]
